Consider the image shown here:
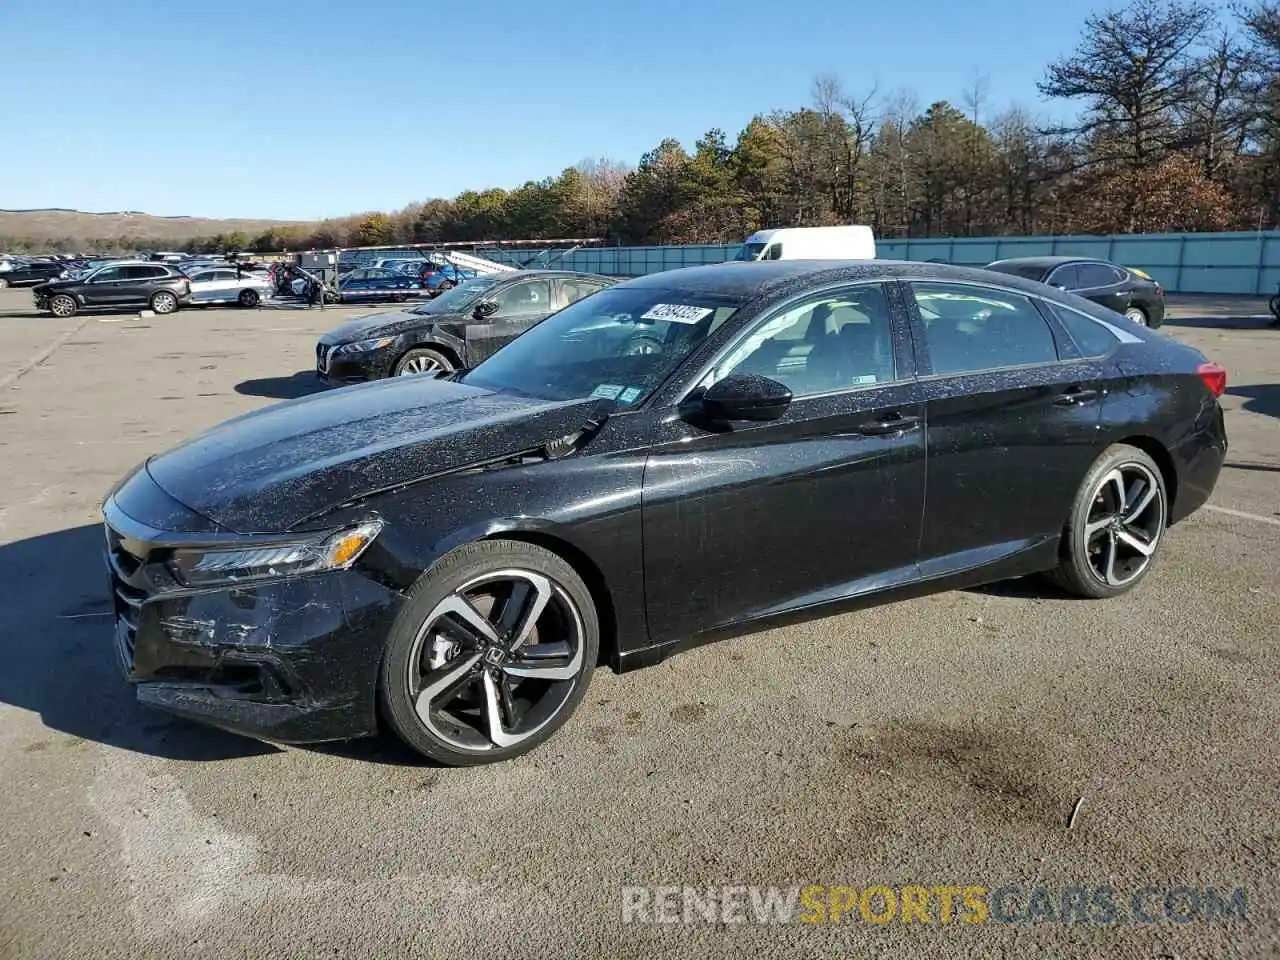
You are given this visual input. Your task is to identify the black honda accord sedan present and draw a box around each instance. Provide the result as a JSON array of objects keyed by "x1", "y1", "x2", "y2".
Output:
[
  {"x1": 315, "y1": 270, "x2": 616, "y2": 382},
  {"x1": 102, "y1": 260, "x2": 1227, "y2": 765}
]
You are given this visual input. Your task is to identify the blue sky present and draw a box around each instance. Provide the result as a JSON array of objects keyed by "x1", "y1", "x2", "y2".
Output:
[{"x1": 1, "y1": 0, "x2": 1128, "y2": 220}]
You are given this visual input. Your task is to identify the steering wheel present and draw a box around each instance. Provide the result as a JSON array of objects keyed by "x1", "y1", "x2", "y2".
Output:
[{"x1": 624, "y1": 334, "x2": 663, "y2": 356}]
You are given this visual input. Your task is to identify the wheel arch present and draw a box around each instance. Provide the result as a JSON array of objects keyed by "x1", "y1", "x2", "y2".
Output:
[
  {"x1": 397, "y1": 339, "x2": 462, "y2": 371},
  {"x1": 482, "y1": 529, "x2": 619, "y2": 670},
  {"x1": 1115, "y1": 434, "x2": 1178, "y2": 520}
]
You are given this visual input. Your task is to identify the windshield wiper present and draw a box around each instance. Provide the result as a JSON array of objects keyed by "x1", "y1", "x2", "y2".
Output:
[{"x1": 544, "y1": 399, "x2": 614, "y2": 459}]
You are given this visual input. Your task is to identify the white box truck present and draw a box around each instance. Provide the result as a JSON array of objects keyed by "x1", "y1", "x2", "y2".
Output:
[{"x1": 734, "y1": 225, "x2": 876, "y2": 261}]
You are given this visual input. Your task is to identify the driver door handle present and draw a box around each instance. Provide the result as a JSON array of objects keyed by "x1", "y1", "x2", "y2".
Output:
[
  {"x1": 857, "y1": 412, "x2": 921, "y2": 436},
  {"x1": 1054, "y1": 386, "x2": 1100, "y2": 406}
]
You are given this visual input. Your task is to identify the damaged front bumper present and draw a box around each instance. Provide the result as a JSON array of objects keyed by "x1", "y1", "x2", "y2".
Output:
[{"x1": 104, "y1": 480, "x2": 403, "y2": 744}]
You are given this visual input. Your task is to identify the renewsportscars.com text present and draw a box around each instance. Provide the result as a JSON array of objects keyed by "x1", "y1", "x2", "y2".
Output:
[{"x1": 621, "y1": 884, "x2": 1248, "y2": 926}]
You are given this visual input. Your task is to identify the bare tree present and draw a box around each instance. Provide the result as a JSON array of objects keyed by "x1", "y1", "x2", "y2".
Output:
[{"x1": 1039, "y1": 0, "x2": 1218, "y2": 169}]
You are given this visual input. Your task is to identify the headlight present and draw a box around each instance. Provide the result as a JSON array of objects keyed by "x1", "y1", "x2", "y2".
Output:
[
  {"x1": 169, "y1": 520, "x2": 384, "y2": 587},
  {"x1": 337, "y1": 337, "x2": 395, "y2": 354}
]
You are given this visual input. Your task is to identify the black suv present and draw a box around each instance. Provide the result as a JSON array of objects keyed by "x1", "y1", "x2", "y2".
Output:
[
  {"x1": 33, "y1": 262, "x2": 193, "y2": 318},
  {"x1": 0, "y1": 260, "x2": 68, "y2": 288}
]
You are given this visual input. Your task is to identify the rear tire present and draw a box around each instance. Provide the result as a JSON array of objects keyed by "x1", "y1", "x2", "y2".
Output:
[
  {"x1": 394, "y1": 347, "x2": 455, "y2": 377},
  {"x1": 1123, "y1": 305, "x2": 1149, "y2": 326},
  {"x1": 49, "y1": 294, "x2": 78, "y2": 318},
  {"x1": 1047, "y1": 444, "x2": 1167, "y2": 599},
  {"x1": 150, "y1": 291, "x2": 178, "y2": 315},
  {"x1": 238, "y1": 289, "x2": 260, "y2": 308},
  {"x1": 378, "y1": 539, "x2": 599, "y2": 765}
]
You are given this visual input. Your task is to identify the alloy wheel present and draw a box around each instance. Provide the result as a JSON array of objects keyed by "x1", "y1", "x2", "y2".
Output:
[
  {"x1": 152, "y1": 292, "x2": 177, "y2": 314},
  {"x1": 399, "y1": 355, "x2": 443, "y2": 375},
  {"x1": 1083, "y1": 463, "x2": 1164, "y2": 588},
  {"x1": 405, "y1": 569, "x2": 586, "y2": 752},
  {"x1": 50, "y1": 295, "x2": 76, "y2": 317}
]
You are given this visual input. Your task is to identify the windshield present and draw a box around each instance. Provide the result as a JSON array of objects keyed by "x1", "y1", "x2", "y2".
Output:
[
  {"x1": 460, "y1": 286, "x2": 742, "y2": 407},
  {"x1": 984, "y1": 261, "x2": 1050, "y2": 282},
  {"x1": 411, "y1": 276, "x2": 498, "y2": 313},
  {"x1": 734, "y1": 242, "x2": 768, "y2": 261}
]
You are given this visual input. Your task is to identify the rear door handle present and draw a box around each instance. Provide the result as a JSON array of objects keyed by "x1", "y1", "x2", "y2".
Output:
[
  {"x1": 1054, "y1": 386, "x2": 1100, "y2": 406},
  {"x1": 857, "y1": 413, "x2": 922, "y2": 436}
]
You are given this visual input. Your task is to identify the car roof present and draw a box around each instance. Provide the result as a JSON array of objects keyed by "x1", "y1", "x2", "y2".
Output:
[
  {"x1": 986, "y1": 256, "x2": 1110, "y2": 269},
  {"x1": 617, "y1": 259, "x2": 1064, "y2": 299},
  {"x1": 487, "y1": 269, "x2": 615, "y2": 283}
]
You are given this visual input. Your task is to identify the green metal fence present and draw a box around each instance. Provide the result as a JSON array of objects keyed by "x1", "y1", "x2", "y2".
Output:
[{"x1": 478, "y1": 231, "x2": 1280, "y2": 295}]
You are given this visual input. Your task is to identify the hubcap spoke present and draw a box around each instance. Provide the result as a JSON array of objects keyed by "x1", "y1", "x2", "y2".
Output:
[
  {"x1": 482, "y1": 670, "x2": 524, "y2": 748},
  {"x1": 1104, "y1": 531, "x2": 1121, "y2": 585},
  {"x1": 1105, "y1": 470, "x2": 1126, "y2": 514},
  {"x1": 414, "y1": 652, "x2": 481, "y2": 725},
  {"x1": 504, "y1": 639, "x2": 582, "y2": 681},
  {"x1": 503, "y1": 573, "x2": 552, "y2": 653},
  {"x1": 433, "y1": 594, "x2": 501, "y2": 646},
  {"x1": 1085, "y1": 514, "x2": 1114, "y2": 537},
  {"x1": 1123, "y1": 482, "x2": 1157, "y2": 523},
  {"x1": 1116, "y1": 527, "x2": 1156, "y2": 557}
]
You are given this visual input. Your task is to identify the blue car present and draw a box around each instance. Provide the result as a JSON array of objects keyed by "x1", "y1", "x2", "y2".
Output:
[{"x1": 337, "y1": 267, "x2": 426, "y2": 303}]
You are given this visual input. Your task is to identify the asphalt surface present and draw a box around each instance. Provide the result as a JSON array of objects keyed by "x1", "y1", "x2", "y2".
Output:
[{"x1": 0, "y1": 289, "x2": 1276, "y2": 959}]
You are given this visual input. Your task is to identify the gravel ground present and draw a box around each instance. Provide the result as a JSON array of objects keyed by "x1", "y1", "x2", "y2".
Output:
[{"x1": 0, "y1": 290, "x2": 1275, "y2": 959}]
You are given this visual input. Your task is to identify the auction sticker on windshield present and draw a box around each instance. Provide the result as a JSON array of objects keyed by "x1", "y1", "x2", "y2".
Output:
[
  {"x1": 590, "y1": 383, "x2": 624, "y2": 400},
  {"x1": 641, "y1": 303, "x2": 714, "y2": 324}
]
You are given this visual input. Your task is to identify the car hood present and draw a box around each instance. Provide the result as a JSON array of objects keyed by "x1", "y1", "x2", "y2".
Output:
[
  {"x1": 319, "y1": 308, "x2": 469, "y2": 344},
  {"x1": 32, "y1": 278, "x2": 77, "y2": 292},
  {"x1": 144, "y1": 377, "x2": 598, "y2": 532}
]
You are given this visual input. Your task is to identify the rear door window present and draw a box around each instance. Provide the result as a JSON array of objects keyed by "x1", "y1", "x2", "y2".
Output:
[
  {"x1": 1076, "y1": 263, "x2": 1122, "y2": 289},
  {"x1": 909, "y1": 282, "x2": 1060, "y2": 375}
]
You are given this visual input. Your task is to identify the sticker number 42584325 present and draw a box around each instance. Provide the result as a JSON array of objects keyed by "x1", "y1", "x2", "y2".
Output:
[{"x1": 640, "y1": 303, "x2": 714, "y2": 324}]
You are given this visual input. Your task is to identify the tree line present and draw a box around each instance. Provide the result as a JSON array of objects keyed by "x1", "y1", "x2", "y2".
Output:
[{"x1": 6, "y1": 0, "x2": 1279, "y2": 256}]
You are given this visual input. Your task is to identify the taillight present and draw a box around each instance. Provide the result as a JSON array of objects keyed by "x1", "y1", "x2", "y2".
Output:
[
  {"x1": 1197, "y1": 361, "x2": 1227, "y2": 397},
  {"x1": 1155, "y1": 283, "x2": 1164, "y2": 298}
]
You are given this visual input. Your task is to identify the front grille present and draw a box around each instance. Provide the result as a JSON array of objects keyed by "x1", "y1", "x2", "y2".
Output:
[{"x1": 105, "y1": 524, "x2": 151, "y2": 676}]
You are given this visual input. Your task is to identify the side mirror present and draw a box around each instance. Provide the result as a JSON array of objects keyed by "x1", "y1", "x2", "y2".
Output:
[
  {"x1": 473, "y1": 300, "x2": 498, "y2": 319},
  {"x1": 686, "y1": 373, "x2": 792, "y2": 423}
]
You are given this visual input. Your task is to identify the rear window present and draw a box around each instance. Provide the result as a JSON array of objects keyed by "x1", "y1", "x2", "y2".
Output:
[
  {"x1": 1048, "y1": 303, "x2": 1121, "y2": 356},
  {"x1": 985, "y1": 262, "x2": 1050, "y2": 282}
]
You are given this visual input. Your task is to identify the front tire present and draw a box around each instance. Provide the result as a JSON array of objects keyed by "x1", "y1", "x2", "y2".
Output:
[
  {"x1": 394, "y1": 347, "x2": 455, "y2": 377},
  {"x1": 238, "y1": 288, "x2": 260, "y2": 308},
  {"x1": 1048, "y1": 444, "x2": 1167, "y2": 599},
  {"x1": 150, "y1": 291, "x2": 178, "y2": 315},
  {"x1": 379, "y1": 539, "x2": 599, "y2": 765},
  {"x1": 0, "y1": 277, "x2": 9, "y2": 289},
  {"x1": 49, "y1": 294, "x2": 78, "y2": 318}
]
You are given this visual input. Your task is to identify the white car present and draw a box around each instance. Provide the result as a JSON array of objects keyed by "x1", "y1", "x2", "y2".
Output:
[{"x1": 185, "y1": 267, "x2": 273, "y2": 307}]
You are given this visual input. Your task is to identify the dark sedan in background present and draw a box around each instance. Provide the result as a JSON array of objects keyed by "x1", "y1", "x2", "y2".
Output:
[
  {"x1": 103, "y1": 259, "x2": 1226, "y2": 765},
  {"x1": 336, "y1": 267, "x2": 427, "y2": 303},
  {"x1": 316, "y1": 270, "x2": 615, "y2": 381},
  {"x1": 984, "y1": 256, "x2": 1166, "y2": 327}
]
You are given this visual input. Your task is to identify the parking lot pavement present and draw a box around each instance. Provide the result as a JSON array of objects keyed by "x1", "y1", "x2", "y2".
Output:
[{"x1": 0, "y1": 289, "x2": 1276, "y2": 959}]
